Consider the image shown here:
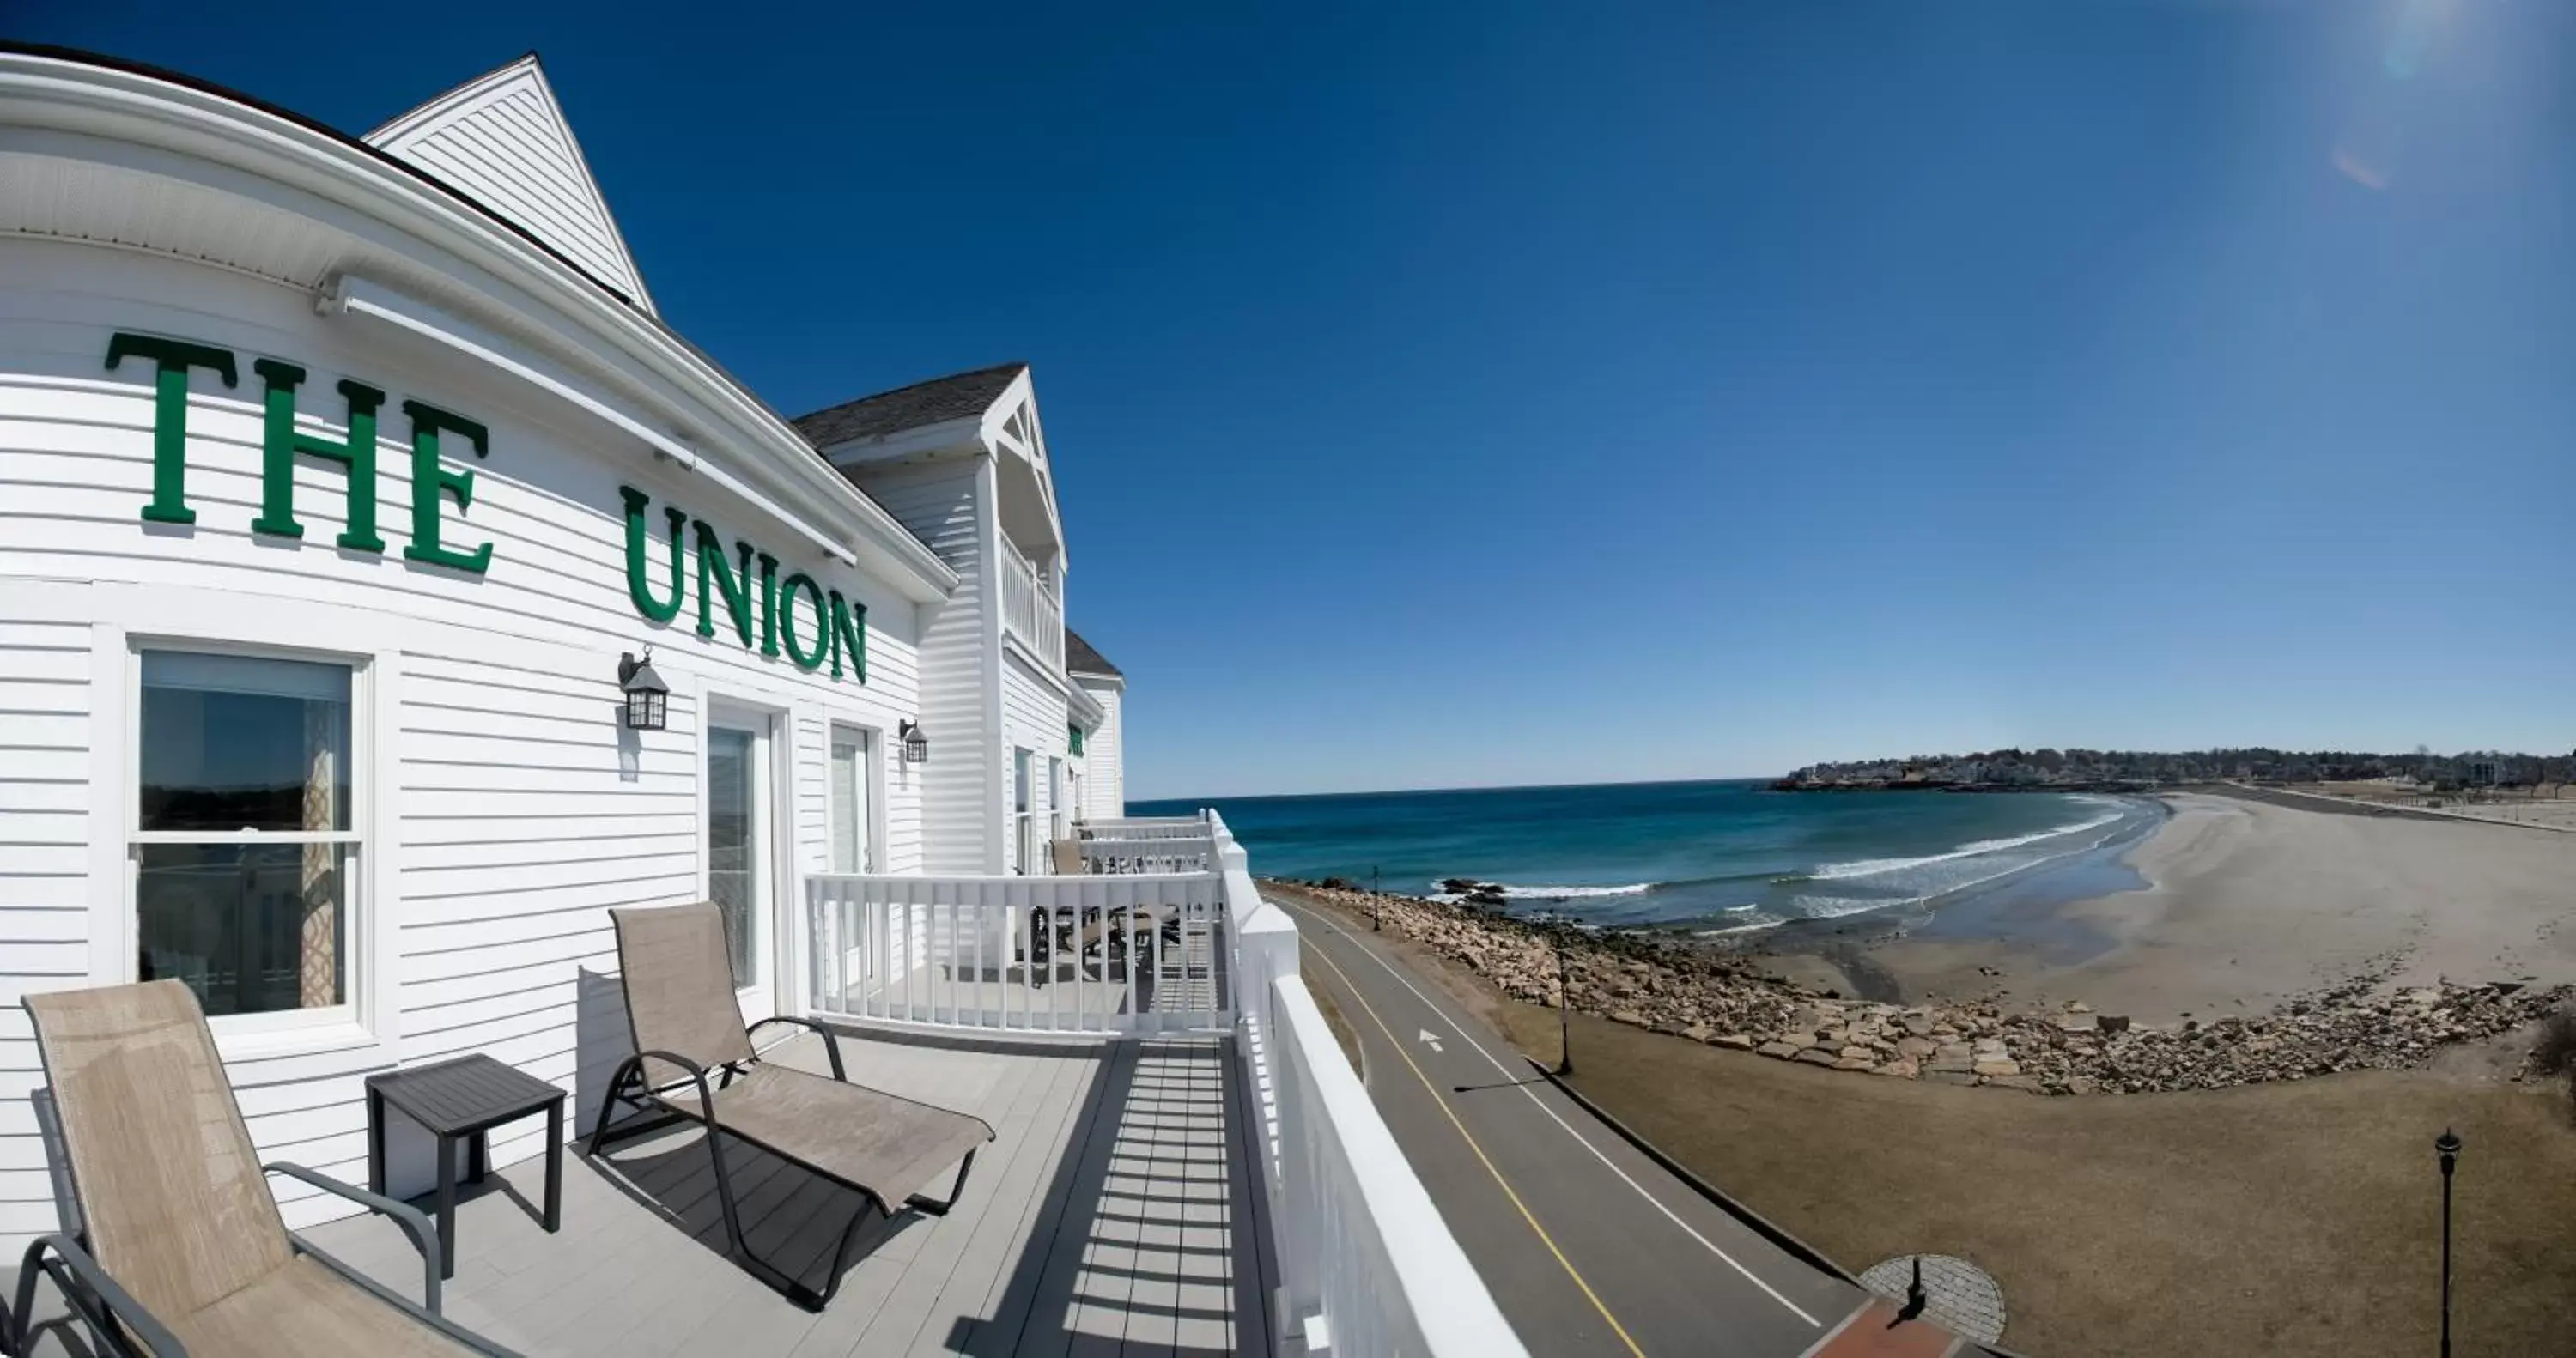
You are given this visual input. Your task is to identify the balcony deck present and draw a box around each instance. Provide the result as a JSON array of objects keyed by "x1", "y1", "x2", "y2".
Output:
[{"x1": 12, "y1": 1029, "x2": 1273, "y2": 1358}]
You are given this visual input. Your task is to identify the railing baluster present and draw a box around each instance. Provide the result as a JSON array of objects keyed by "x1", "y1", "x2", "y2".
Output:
[
  {"x1": 1044, "y1": 881, "x2": 1060, "y2": 1032},
  {"x1": 802, "y1": 867, "x2": 1235, "y2": 1036},
  {"x1": 866, "y1": 893, "x2": 883, "y2": 1021},
  {"x1": 1122, "y1": 882, "x2": 1139, "y2": 1034}
]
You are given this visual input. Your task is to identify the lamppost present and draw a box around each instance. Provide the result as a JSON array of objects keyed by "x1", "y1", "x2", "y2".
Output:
[
  {"x1": 1372, "y1": 865, "x2": 1382, "y2": 932},
  {"x1": 2437, "y1": 1126, "x2": 2462, "y2": 1358}
]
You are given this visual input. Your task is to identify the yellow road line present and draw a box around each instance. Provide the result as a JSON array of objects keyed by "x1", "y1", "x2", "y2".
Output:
[{"x1": 1303, "y1": 939, "x2": 1650, "y2": 1358}]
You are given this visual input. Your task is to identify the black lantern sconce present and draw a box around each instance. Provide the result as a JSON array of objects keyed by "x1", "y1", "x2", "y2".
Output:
[
  {"x1": 899, "y1": 719, "x2": 930, "y2": 764},
  {"x1": 618, "y1": 649, "x2": 669, "y2": 731}
]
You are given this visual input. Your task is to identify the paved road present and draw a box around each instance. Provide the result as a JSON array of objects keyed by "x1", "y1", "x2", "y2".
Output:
[{"x1": 1272, "y1": 892, "x2": 1979, "y2": 1358}]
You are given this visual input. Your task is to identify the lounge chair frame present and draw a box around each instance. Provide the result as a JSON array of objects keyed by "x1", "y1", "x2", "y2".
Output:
[
  {"x1": 586, "y1": 906, "x2": 992, "y2": 1313},
  {"x1": 4, "y1": 982, "x2": 518, "y2": 1358}
]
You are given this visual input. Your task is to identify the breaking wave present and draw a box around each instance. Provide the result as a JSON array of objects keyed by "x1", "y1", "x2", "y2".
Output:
[
  {"x1": 1807, "y1": 809, "x2": 2123, "y2": 882},
  {"x1": 1425, "y1": 880, "x2": 1654, "y2": 901}
]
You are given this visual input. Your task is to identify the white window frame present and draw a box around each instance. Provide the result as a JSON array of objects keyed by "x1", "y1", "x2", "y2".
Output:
[
  {"x1": 1012, "y1": 747, "x2": 1034, "y2": 875},
  {"x1": 701, "y1": 699, "x2": 782, "y2": 1003},
  {"x1": 126, "y1": 640, "x2": 372, "y2": 1042},
  {"x1": 58, "y1": 580, "x2": 406, "y2": 1062},
  {"x1": 1048, "y1": 755, "x2": 1067, "y2": 846},
  {"x1": 826, "y1": 721, "x2": 878, "y2": 875}
]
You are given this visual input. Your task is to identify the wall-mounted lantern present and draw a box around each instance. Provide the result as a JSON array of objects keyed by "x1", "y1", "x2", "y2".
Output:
[
  {"x1": 899, "y1": 719, "x2": 930, "y2": 764},
  {"x1": 618, "y1": 649, "x2": 669, "y2": 731}
]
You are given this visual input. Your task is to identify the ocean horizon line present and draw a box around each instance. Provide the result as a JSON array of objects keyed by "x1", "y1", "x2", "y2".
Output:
[{"x1": 1129, "y1": 772, "x2": 1789, "y2": 807}]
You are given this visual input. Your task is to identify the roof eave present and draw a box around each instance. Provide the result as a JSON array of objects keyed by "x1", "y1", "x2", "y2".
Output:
[{"x1": 0, "y1": 46, "x2": 959, "y2": 603}]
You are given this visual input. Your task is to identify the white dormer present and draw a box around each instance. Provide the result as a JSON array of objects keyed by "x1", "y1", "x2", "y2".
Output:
[{"x1": 366, "y1": 55, "x2": 656, "y2": 312}]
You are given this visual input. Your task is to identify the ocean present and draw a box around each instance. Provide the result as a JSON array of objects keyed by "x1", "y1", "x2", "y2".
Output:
[{"x1": 1131, "y1": 779, "x2": 2162, "y2": 935}]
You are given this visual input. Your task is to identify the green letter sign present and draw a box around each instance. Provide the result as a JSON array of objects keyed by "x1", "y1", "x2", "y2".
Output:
[
  {"x1": 107, "y1": 332, "x2": 238, "y2": 525},
  {"x1": 621, "y1": 486, "x2": 688, "y2": 622},
  {"x1": 401, "y1": 401, "x2": 495, "y2": 574},
  {"x1": 829, "y1": 592, "x2": 866, "y2": 682},
  {"x1": 108, "y1": 334, "x2": 497, "y2": 572},
  {"x1": 694, "y1": 521, "x2": 758, "y2": 646},
  {"x1": 620, "y1": 486, "x2": 869, "y2": 684},
  {"x1": 777, "y1": 573, "x2": 829, "y2": 671},
  {"x1": 252, "y1": 360, "x2": 386, "y2": 551}
]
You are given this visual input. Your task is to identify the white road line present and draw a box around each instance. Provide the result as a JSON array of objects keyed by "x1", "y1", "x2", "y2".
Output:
[{"x1": 1281, "y1": 897, "x2": 1825, "y2": 1329}]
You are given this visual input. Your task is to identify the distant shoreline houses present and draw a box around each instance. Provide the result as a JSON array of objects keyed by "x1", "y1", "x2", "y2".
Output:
[{"x1": 1775, "y1": 747, "x2": 2576, "y2": 792}]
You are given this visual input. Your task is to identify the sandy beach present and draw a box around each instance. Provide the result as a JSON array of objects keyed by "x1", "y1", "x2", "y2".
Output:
[{"x1": 1827, "y1": 790, "x2": 2576, "y2": 1023}]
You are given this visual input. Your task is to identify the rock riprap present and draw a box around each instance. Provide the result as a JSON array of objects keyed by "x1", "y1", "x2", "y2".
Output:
[{"x1": 1271, "y1": 881, "x2": 2568, "y2": 1094}]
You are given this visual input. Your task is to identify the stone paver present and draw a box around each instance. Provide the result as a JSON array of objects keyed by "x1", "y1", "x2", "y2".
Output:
[{"x1": 1857, "y1": 1253, "x2": 2008, "y2": 1345}]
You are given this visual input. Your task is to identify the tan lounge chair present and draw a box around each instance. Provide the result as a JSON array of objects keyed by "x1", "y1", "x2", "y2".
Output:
[
  {"x1": 5, "y1": 979, "x2": 516, "y2": 1357},
  {"x1": 586, "y1": 901, "x2": 994, "y2": 1311}
]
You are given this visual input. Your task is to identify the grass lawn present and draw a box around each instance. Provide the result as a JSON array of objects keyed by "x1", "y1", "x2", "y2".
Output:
[{"x1": 1288, "y1": 886, "x2": 2576, "y2": 1357}]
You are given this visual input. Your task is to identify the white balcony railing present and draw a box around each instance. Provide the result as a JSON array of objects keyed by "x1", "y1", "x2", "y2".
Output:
[
  {"x1": 1215, "y1": 815, "x2": 1527, "y2": 1358},
  {"x1": 1079, "y1": 815, "x2": 1212, "y2": 840},
  {"x1": 807, "y1": 871, "x2": 1229, "y2": 1034},
  {"x1": 999, "y1": 550, "x2": 1065, "y2": 670},
  {"x1": 800, "y1": 811, "x2": 1524, "y2": 1355},
  {"x1": 1075, "y1": 834, "x2": 1216, "y2": 875}
]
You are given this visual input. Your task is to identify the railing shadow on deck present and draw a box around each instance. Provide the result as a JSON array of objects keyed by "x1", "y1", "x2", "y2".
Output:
[
  {"x1": 568, "y1": 1026, "x2": 1265, "y2": 1354},
  {"x1": 938, "y1": 1038, "x2": 1270, "y2": 1358}
]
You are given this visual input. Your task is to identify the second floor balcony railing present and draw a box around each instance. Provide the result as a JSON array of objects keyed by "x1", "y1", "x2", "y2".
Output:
[
  {"x1": 807, "y1": 869, "x2": 1230, "y2": 1035},
  {"x1": 999, "y1": 549, "x2": 1066, "y2": 670},
  {"x1": 801, "y1": 810, "x2": 1527, "y2": 1356}
]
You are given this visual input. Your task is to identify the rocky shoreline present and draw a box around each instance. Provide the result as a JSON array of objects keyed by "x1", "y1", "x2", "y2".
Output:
[{"x1": 1274, "y1": 880, "x2": 2571, "y2": 1094}]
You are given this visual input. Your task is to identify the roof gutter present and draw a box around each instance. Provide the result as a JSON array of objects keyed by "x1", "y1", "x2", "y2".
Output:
[{"x1": 325, "y1": 276, "x2": 868, "y2": 571}]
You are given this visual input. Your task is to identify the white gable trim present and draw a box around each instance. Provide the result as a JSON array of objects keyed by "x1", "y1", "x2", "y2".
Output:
[
  {"x1": 976, "y1": 368, "x2": 1067, "y2": 571},
  {"x1": 366, "y1": 55, "x2": 657, "y2": 315}
]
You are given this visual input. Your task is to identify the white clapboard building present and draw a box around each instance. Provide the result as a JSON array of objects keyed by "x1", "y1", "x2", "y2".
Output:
[
  {"x1": 0, "y1": 43, "x2": 1097, "y2": 1209},
  {"x1": 0, "y1": 45, "x2": 1517, "y2": 1355}
]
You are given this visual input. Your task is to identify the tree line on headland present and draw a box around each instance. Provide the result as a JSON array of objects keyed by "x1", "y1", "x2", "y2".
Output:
[{"x1": 1774, "y1": 746, "x2": 2576, "y2": 792}]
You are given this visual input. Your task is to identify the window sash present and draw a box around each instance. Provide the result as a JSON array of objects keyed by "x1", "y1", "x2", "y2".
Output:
[
  {"x1": 133, "y1": 841, "x2": 359, "y2": 1019},
  {"x1": 130, "y1": 644, "x2": 368, "y2": 1028},
  {"x1": 129, "y1": 829, "x2": 362, "y2": 845},
  {"x1": 829, "y1": 732, "x2": 868, "y2": 874}
]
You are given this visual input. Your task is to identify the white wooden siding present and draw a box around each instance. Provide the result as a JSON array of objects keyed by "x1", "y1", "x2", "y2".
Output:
[
  {"x1": 1078, "y1": 676, "x2": 1126, "y2": 820},
  {"x1": 0, "y1": 620, "x2": 90, "y2": 1243},
  {"x1": 0, "y1": 239, "x2": 927, "y2": 1245},
  {"x1": 852, "y1": 458, "x2": 993, "y2": 874},
  {"x1": 1001, "y1": 647, "x2": 1072, "y2": 873}
]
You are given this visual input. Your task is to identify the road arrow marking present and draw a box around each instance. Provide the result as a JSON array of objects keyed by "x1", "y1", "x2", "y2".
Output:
[{"x1": 1419, "y1": 1029, "x2": 1443, "y2": 1052}]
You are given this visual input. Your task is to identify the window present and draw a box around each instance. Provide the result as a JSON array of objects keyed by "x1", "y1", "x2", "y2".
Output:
[
  {"x1": 829, "y1": 727, "x2": 872, "y2": 874},
  {"x1": 1068, "y1": 723, "x2": 1084, "y2": 757},
  {"x1": 708, "y1": 724, "x2": 760, "y2": 991},
  {"x1": 1013, "y1": 747, "x2": 1033, "y2": 874},
  {"x1": 1048, "y1": 756, "x2": 1067, "y2": 844},
  {"x1": 135, "y1": 650, "x2": 359, "y2": 1019}
]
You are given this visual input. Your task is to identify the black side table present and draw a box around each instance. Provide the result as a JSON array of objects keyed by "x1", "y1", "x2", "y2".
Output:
[{"x1": 366, "y1": 1053, "x2": 566, "y2": 1279}]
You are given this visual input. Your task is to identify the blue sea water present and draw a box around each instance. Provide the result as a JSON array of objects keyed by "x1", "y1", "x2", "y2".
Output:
[{"x1": 1131, "y1": 779, "x2": 2160, "y2": 934}]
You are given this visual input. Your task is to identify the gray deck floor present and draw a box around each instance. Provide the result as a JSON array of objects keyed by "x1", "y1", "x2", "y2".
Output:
[{"x1": 9, "y1": 1030, "x2": 1274, "y2": 1357}]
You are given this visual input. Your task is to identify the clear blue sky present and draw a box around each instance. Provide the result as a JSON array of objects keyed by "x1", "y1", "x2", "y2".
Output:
[{"x1": 26, "y1": 2, "x2": 2576, "y2": 799}]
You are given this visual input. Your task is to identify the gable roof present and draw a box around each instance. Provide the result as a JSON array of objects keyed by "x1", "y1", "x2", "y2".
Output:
[
  {"x1": 366, "y1": 55, "x2": 656, "y2": 313},
  {"x1": 793, "y1": 362, "x2": 1028, "y2": 449},
  {"x1": 1066, "y1": 628, "x2": 1121, "y2": 678}
]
